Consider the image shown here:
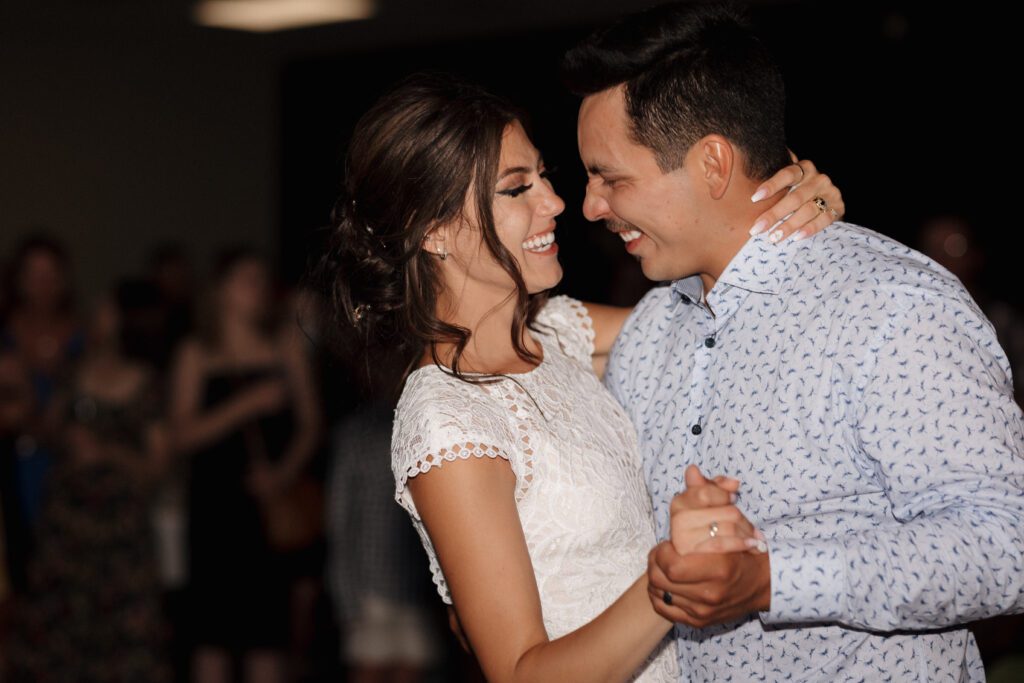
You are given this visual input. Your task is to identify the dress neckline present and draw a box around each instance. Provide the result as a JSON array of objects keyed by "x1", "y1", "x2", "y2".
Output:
[{"x1": 409, "y1": 335, "x2": 548, "y2": 381}]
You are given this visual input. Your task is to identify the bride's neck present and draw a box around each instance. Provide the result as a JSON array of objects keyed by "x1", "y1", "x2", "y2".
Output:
[{"x1": 429, "y1": 286, "x2": 540, "y2": 374}]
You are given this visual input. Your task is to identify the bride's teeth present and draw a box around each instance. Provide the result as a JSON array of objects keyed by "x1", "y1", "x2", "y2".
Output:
[
  {"x1": 522, "y1": 232, "x2": 556, "y2": 251},
  {"x1": 619, "y1": 230, "x2": 642, "y2": 242}
]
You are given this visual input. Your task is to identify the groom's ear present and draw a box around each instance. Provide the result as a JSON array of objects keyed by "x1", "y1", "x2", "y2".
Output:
[{"x1": 697, "y1": 135, "x2": 735, "y2": 201}]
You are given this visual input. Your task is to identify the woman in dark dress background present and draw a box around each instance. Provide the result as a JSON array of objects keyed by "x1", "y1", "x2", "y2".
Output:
[
  {"x1": 168, "y1": 249, "x2": 321, "y2": 683},
  {"x1": 6, "y1": 283, "x2": 171, "y2": 682},
  {"x1": 0, "y1": 237, "x2": 84, "y2": 562}
]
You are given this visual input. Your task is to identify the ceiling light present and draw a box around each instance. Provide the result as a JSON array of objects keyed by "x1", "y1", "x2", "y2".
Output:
[{"x1": 193, "y1": 0, "x2": 376, "y2": 33}]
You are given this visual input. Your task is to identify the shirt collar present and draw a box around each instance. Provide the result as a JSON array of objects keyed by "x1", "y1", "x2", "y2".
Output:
[
  {"x1": 717, "y1": 232, "x2": 797, "y2": 295},
  {"x1": 670, "y1": 232, "x2": 797, "y2": 305},
  {"x1": 670, "y1": 276, "x2": 704, "y2": 305}
]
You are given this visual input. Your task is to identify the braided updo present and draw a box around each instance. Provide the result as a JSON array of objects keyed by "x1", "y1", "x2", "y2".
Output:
[{"x1": 311, "y1": 73, "x2": 549, "y2": 395}]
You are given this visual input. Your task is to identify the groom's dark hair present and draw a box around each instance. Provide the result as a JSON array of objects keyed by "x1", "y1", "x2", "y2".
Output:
[{"x1": 562, "y1": 1, "x2": 790, "y2": 181}]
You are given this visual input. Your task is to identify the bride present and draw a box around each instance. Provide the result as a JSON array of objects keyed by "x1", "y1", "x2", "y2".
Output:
[{"x1": 315, "y1": 73, "x2": 843, "y2": 682}]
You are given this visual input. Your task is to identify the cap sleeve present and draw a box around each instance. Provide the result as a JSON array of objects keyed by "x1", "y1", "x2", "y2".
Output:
[
  {"x1": 532, "y1": 295, "x2": 596, "y2": 366},
  {"x1": 390, "y1": 372, "x2": 523, "y2": 604}
]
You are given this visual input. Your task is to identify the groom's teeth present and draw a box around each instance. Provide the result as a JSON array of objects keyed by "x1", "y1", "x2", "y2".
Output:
[
  {"x1": 522, "y1": 232, "x2": 556, "y2": 252},
  {"x1": 619, "y1": 230, "x2": 643, "y2": 242}
]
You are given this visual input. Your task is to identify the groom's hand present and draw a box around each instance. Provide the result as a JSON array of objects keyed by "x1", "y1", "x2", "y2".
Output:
[
  {"x1": 650, "y1": 464, "x2": 771, "y2": 627},
  {"x1": 647, "y1": 542, "x2": 771, "y2": 627}
]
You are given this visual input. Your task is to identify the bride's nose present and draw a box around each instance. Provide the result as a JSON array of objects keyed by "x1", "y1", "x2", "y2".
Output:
[{"x1": 537, "y1": 185, "x2": 565, "y2": 218}]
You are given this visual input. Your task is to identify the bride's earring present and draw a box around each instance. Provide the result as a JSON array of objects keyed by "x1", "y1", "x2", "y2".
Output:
[{"x1": 425, "y1": 235, "x2": 447, "y2": 260}]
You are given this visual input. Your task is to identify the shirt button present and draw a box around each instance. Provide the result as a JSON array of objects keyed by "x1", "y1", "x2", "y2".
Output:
[
  {"x1": 691, "y1": 424, "x2": 702, "y2": 436},
  {"x1": 704, "y1": 337, "x2": 716, "y2": 348}
]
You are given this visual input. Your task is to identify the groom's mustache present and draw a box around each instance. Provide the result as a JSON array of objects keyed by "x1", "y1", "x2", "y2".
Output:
[{"x1": 605, "y1": 219, "x2": 642, "y2": 234}]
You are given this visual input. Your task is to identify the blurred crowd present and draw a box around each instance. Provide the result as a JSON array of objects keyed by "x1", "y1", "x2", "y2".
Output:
[
  {"x1": 0, "y1": 235, "x2": 460, "y2": 683},
  {"x1": 0, "y1": 215, "x2": 1021, "y2": 682}
]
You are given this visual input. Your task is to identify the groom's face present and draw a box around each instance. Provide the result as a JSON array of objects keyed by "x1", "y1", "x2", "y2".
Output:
[{"x1": 577, "y1": 86, "x2": 710, "y2": 282}]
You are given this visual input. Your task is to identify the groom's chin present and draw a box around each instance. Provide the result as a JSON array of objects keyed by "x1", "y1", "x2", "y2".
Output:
[{"x1": 638, "y1": 256, "x2": 675, "y2": 283}]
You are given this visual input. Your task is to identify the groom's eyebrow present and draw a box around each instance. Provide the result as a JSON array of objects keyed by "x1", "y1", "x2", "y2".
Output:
[{"x1": 586, "y1": 163, "x2": 613, "y2": 176}]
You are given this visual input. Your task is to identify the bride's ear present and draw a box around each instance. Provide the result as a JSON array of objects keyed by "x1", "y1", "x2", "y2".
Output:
[{"x1": 422, "y1": 225, "x2": 449, "y2": 261}]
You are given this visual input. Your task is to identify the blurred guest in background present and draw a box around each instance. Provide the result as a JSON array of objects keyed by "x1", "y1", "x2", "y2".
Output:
[
  {"x1": 0, "y1": 235, "x2": 84, "y2": 530},
  {"x1": 169, "y1": 248, "x2": 321, "y2": 683},
  {"x1": 327, "y1": 394, "x2": 442, "y2": 683},
  {"x1": 918, "y1": 214, "x2": 1024, "y2": 402},
  {"x1": 6, "y1": 282, "x2": 171, "y2": 682},
  {"x1": 0, "y1": 350, "x2": 34, "y2": 604},
  {"x1": 147, "y1": 244, "x2": 197, "y2": 378}
]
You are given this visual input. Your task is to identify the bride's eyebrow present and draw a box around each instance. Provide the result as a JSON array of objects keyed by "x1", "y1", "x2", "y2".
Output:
[
  {"x1": 498, "y1": 154, "x2": 545, "y2": 180},
  {"x1": 499, "y1": 165, "x2": 531, "y2": 180}
]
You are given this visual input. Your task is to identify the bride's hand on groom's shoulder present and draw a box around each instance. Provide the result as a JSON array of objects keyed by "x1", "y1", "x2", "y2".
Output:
[{"x1": 749, "y1": 151, "x2": 846, "y2": 244}]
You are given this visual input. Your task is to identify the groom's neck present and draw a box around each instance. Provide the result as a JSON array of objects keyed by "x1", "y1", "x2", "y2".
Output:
[{"x1": 697, "y1": 183, "x2": 786, "y2": 294}]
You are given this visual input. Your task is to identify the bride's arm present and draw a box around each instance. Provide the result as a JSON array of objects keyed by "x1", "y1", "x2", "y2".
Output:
[{"x1": 409, "y1": 455, "x2": 671, "y2": 683}]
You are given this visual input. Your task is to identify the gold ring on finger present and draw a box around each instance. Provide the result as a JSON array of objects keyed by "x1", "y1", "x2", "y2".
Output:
[{"x1": 812, "y1": 196, "x2": 829, "y2": 216}]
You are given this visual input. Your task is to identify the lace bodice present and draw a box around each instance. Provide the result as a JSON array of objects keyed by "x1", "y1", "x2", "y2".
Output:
[{"x1": 392, "y1": 296, "x2": 678, "y2": 682}]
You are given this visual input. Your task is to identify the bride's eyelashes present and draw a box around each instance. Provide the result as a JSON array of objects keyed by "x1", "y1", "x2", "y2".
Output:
[
  {"x1": 497, "y1": 167, "x2": 558, "y2": 198},
  {"x1": 498, "y1": 183, "x2": 532, "y2": 198}
]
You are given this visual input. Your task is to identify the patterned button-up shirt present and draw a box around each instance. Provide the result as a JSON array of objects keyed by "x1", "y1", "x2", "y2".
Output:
[{"x1": 605, "y1": 222, "x2": 1024, "y2": 681}]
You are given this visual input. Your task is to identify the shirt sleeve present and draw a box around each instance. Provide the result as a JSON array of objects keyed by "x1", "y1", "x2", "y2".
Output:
[{"x1": 764, "y1": 289, "x2": 1024, "y2": 630}]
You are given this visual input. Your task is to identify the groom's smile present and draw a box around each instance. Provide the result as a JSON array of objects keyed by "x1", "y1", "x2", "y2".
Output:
[{"x1": 606, "y1": 219, "x2": 647, "y2": 255}]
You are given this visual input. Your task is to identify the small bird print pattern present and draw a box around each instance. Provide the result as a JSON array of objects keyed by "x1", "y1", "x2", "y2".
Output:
[{"x1": 605, "y1": 222, "x2": 1024, "y2": 682}]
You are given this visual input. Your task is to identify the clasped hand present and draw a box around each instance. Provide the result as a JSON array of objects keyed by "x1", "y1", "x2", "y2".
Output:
[{"x1": 647, "y1": 465, "x2": 772, "y2": 628}]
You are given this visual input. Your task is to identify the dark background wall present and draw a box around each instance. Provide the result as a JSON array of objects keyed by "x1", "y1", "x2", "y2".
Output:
[{"x1": 1, "y1": 1, "x2": 1011, "y2": 305}]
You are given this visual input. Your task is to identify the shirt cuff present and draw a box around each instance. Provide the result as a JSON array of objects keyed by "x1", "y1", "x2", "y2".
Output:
[{"x1": 759, "y1": 537, "x2": 846, "y2": 625}]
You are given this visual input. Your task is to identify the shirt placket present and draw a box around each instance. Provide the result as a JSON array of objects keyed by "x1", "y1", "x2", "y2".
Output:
[
  {"x1": 689, "y1": 284, "x2": 754, "y2": 476},
  {"x1": 679, "y1": 300, "x2": 717, "y2": 477}
]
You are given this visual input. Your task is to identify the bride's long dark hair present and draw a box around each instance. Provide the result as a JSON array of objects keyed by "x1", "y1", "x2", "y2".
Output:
[{"x1": 310, "y1": 73, "x2": 549, "y2": 396}]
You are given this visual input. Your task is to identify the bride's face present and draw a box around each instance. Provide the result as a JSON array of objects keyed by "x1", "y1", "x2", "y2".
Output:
[{"x1": 438, "y1": 121, "x2": 566, "y2": 299}]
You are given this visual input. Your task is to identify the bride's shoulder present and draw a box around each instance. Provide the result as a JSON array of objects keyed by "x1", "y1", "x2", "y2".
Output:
[
  {"x1": 394, "y1": 369, "x2": 507, "y2": 436},
  {"x1": 391, "y1": 370, "x2": 519, "y2": 482},
  {"x1": 532, "y1": 295, "x2": 595, "y2": 364}
]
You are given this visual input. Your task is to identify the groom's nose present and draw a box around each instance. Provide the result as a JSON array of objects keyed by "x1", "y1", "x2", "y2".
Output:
[{"x1": 582, "y1": 187, "x2": 611, "y2": 223}]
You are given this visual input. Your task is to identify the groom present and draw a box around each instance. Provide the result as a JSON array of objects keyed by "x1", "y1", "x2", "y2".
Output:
[{"x1": 565, "y1": 2, "x2": 1024, "y2": 680}]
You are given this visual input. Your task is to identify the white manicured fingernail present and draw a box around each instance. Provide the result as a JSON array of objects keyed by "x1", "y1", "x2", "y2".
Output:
[
  {"x1": 751, "y1": 188, "x2": 768, "y2": 202},
  {"x1": 769, "y1": 229, "x2": 784, "y2": 244},
  {"x1": 792, "y1": 230, "x2": 807, "y2": 241},
  {"x1": 749, "y1": 220, "x2": 768, "y2": 236}
]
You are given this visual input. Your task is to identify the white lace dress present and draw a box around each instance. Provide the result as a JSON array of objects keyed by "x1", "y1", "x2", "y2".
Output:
[{"x1": 391, "y1": 296, "x2": 679, "y2": 682}]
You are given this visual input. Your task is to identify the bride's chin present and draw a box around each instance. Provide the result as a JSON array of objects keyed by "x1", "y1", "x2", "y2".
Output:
[{"x1": 526, "y1": 267, "x2": 564, "y2": 295}]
